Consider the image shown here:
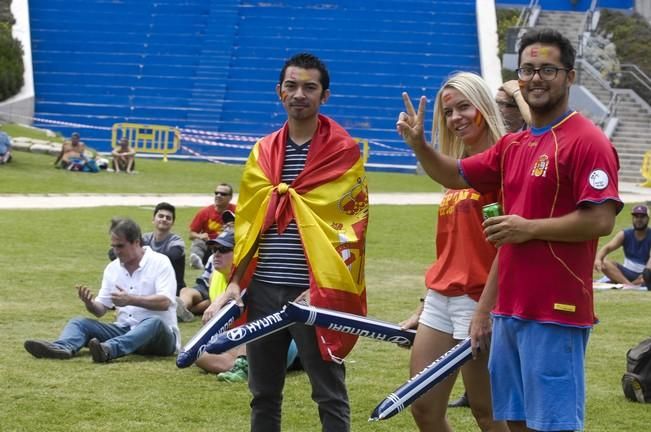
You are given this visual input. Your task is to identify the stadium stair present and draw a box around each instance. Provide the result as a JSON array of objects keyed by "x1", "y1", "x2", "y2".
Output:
[{"x1": 29, "y1": 0, "x2": 481, "y2": 170}]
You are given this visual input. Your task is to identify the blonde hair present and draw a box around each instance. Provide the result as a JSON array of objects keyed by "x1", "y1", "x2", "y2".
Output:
[{"x1": 432, "y1": 72, "x2": 505, "y2": 158}]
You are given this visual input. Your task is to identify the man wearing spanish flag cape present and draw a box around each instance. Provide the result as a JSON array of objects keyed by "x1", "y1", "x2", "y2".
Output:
[{"x1": 212, "y1": 53, "x2": 368, "y2": 432}]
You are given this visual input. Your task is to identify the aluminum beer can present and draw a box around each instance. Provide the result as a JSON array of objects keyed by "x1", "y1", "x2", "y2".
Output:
[{"x1": 482, "y1": 202, "x2": 503, "y2": 220}]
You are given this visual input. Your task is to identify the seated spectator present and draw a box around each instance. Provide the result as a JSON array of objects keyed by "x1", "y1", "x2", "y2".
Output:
[
  {"x1": 193, "y1": 227, "x2": 300, "y2": 381},
  {"x1": 196, "y1": 338, "x2": 300, "y2": 383},
  {"x1": 177, "y1": 229, "x2": 234, "y2": 322},
  {"x1": 0, "y1": 131, "x2": 12, "y2": 164},
  {"x1": 108, "y1": 202, "x2": 186, "y2": 295},
  {"x1": 111, "y1": 137, "x2": 137, "y2": 173},
  {"x1": 24, "y1": 217, "x2": 180, "y2": 363},
  {"x1": 188, "y1": 185, "x2": 236, "y2": 268},
  {"x1": 54, "y1": 132, "x2": 86, "y2": 169},
  {"x1": 495, "y1": 80, "x2": 531, "y2": 133},
  {"x1": 595, "y1": 205, "x2": 651, "y2": 288}
]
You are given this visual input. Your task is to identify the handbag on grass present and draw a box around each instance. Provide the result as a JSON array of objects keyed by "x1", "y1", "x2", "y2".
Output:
[{"x1": 622, "y1": 337, "x2": 651, "y2": 403}]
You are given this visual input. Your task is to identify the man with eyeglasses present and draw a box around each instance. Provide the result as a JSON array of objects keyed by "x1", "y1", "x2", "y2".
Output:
[
  {"x1": 24, "y1": 218, "x2": 180, "y2": 363},
  {"x1": 188, "y1": 183, "x2": 236, "y2": 269},
  {"x1": 398, "y1": 28, "x2": 621, "y2": 432},
  {"x1": 108, "y1": 202, "x2": 186, "y2": 295},
  {"x1": 177, "y1": 227, "x2": 235, "y2": 322}
]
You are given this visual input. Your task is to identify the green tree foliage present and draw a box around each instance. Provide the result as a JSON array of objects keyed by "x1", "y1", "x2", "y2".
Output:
[
  {"x1": 598, "y1": 10, "x2": 651, "y2": 103},
  {"x1": 0, "y1": 23, "x2": 24, "y2": 100},
  {"x1": 497, "y1": 8, "x2": 521, "y2": 58},
  {"x1": 0, "y1": 0, "x2": 23, "y2": 102},
  {"x1": 0, "y1": 0, "x2": 14, "y2": 24}
]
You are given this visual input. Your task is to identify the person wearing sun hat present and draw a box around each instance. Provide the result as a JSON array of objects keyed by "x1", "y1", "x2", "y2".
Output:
[{"x1": 595, "y1": 204, "x2": 651, "y2": 288}]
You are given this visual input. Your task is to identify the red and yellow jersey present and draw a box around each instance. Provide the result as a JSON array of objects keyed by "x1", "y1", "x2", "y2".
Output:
[
  {"x1": 461, "y1": 112, "x2": 622, "y2": 327},
  {"x1": 190, "y1": 203, "x2": 236, "y2": 239},
  {"x1": 426, "y1": 188, "x2": 498, "y2": 301}
]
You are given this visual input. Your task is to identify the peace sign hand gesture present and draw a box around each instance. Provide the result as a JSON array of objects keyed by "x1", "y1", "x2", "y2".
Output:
[{"x1": 396, "y1": 92, "x2": 428, "y2": 151}]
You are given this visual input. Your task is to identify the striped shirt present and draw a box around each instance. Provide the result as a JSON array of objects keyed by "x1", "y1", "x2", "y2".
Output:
[{"x1": 253, "y1": 138, "x2": 310, "y2": 288}]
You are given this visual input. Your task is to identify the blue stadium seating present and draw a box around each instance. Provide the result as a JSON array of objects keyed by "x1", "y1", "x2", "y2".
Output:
[{"x1": 29, "y1": 0, "x2": 480, "y2": 170}]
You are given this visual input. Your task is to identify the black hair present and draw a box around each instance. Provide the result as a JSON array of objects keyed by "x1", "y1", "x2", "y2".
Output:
[
  {"x1": 109, "y1": 218, "x2": 142, "y2": 244},
  {"x1": 279, "y1": 52, "x2": 330, "y2": 91},
  {"x1": 216, "y1": 182, "x2": 233, "y2": 195},
  {"x1": 154, "y1": 202, "x2": 176, "y2": 221},
  {"x1": 518, "y1": 28, "x2": 576, "y2": 70}
]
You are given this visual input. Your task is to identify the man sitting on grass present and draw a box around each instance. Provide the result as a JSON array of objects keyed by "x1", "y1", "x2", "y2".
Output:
[
  {"x1": 24, "y1": 218, "x2": 180, "y2": 363},
  {"x1": 0, "y1": 131, "x2": 12, "y2": 164},
  {"x1": 109, "y1": 202, "x2": 186, "y2": 295},
  {"x1": 595, "y1": 205, "x2": 651, "y2": 289},
  {"x1": 176, "y1": 228, "x2": 235, "y2": 322},
  {"x1": 111, "y1": 137, "x2": 137, "y2": 173}
]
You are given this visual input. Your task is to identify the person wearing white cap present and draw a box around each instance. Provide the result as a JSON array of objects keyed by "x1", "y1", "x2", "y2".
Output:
[{"x1": 595, "y1": 204, "x2": 651, "y2": 288}]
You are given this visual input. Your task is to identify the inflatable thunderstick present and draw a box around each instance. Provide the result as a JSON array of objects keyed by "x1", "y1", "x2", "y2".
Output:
[
  {"x1": 284, "y1": 301, "x2": 416, "y2": 347},
  {"x1": 176, "y1": 299, "x2": 242, "y2": 368},
  {"x1": 203, "y1": 305, "x2": 295, "y2": 355},
  {"x1": 369, "y1": 337, "x2": 474, "y2": 421}
]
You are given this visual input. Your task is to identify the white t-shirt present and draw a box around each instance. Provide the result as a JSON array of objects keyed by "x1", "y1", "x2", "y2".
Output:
[{"x1": 96, "y1": 246, "x2": 180, "y2": 351}]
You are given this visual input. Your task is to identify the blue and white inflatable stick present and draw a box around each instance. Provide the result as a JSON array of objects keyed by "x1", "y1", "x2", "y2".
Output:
[
  {"x1": 285, "y1": 302, "x2": 416, "y2": 347},
  {"x1": 369, "y1": 337, "x2": 474, "y2": 421},
  {"x1": 176, "y1": 299, "x2": 242, "y2": 368},
  {"x1": 204, "y1": 305, "x2": 295, "y2": 355}
]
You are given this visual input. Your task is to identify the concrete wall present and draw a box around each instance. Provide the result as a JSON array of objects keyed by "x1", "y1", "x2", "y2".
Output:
[
  {"x1": 636, "y1": 0, "x2": 651, "y2": 21},
  {"x1": 478, "y1": 0, "x2": 504, "y2": 94}
]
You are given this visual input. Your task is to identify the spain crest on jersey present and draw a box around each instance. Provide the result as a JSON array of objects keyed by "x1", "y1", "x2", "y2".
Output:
[{"x1": 531, "y1": 154, "x2": 549, "y2": 178}]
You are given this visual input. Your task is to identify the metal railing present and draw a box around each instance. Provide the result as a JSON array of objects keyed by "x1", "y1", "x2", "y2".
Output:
[
  {"x1": 577, "y1": 0, "x2": 599, "y2": 58},
  {"x1": 515, "y1": 0, "x2": 539, "y2": 28},
  {"x1": 575, "y1": 59, "x2": 619, "y2": 129},
  {"x1": 505, "y1": 0, "x2": 539, "y2": 55},
  {"x1": 620, "y1": 63, "x2": 651, "y2": 97}
]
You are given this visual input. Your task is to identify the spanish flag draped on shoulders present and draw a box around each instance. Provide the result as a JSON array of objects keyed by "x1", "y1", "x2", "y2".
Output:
[{"x1": 235, "y1": 114, "x2": 368, "y2": 362}]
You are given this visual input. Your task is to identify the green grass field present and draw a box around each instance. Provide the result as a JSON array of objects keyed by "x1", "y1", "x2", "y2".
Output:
[{"x1": 1, "y1": 145, "x2": 650, "y2": 431}]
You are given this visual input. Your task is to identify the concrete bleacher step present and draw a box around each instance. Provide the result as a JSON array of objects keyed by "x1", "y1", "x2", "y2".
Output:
[
  {"x1": 185, "y1": 0, "x2": 239, "y2": 127},
  {"x1": 535, "y1": 11, "x2": 585, "y2": 47}
]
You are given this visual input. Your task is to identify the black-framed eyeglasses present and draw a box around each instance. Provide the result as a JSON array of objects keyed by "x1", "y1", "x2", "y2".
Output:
[
  {"x1": 211, "y1": 245, "x2": 233, "y2": 254},
  {"x1": 516, "y1": 66, "x2": 571, "y2": 81},
  {"x1": 214, "y1": 191, "x2": 231, "y2": 197}
]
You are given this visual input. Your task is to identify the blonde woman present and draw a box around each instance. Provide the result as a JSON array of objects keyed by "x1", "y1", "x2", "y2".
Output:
[{"x1": 399, "y1": 72, "x2": 508, "y2": 432}]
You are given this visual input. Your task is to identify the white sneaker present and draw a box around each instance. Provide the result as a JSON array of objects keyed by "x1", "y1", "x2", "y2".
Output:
[
  {"x1": 190, "y1": 253, "x2": 203, "y2": 269},
  {"x1": 176, "y1": 297, "x2": 195, "y2": 322}
]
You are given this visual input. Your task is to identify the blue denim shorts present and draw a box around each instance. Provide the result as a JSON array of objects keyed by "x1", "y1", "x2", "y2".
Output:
[{"x1": 489, "y1": 316, "x2": 590, "y2": 431}]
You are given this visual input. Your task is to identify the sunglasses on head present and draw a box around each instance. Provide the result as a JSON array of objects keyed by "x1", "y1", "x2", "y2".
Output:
[
  {"x1": 214, "y1": 191, "x2": 231, "y2": 197},
  {"x1": 211, "y1": 245, "x2": 233, "y2": 254}
]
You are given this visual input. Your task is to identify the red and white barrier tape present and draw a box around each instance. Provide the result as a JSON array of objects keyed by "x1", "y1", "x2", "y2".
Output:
[
  {"x1": 179, "y1": 128, "x2": 260, "y2": 142},
  {"x1": 1, "y1": 112, "x2": 415, "y2": 158},
  {"x1": 179, "y1": 134, "x2": 255, "y2": 150}
]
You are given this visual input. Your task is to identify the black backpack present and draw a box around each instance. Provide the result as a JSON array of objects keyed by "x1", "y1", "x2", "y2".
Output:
[{"x1": 622, "y1": 337, "x2": 651, "y2": 403}]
